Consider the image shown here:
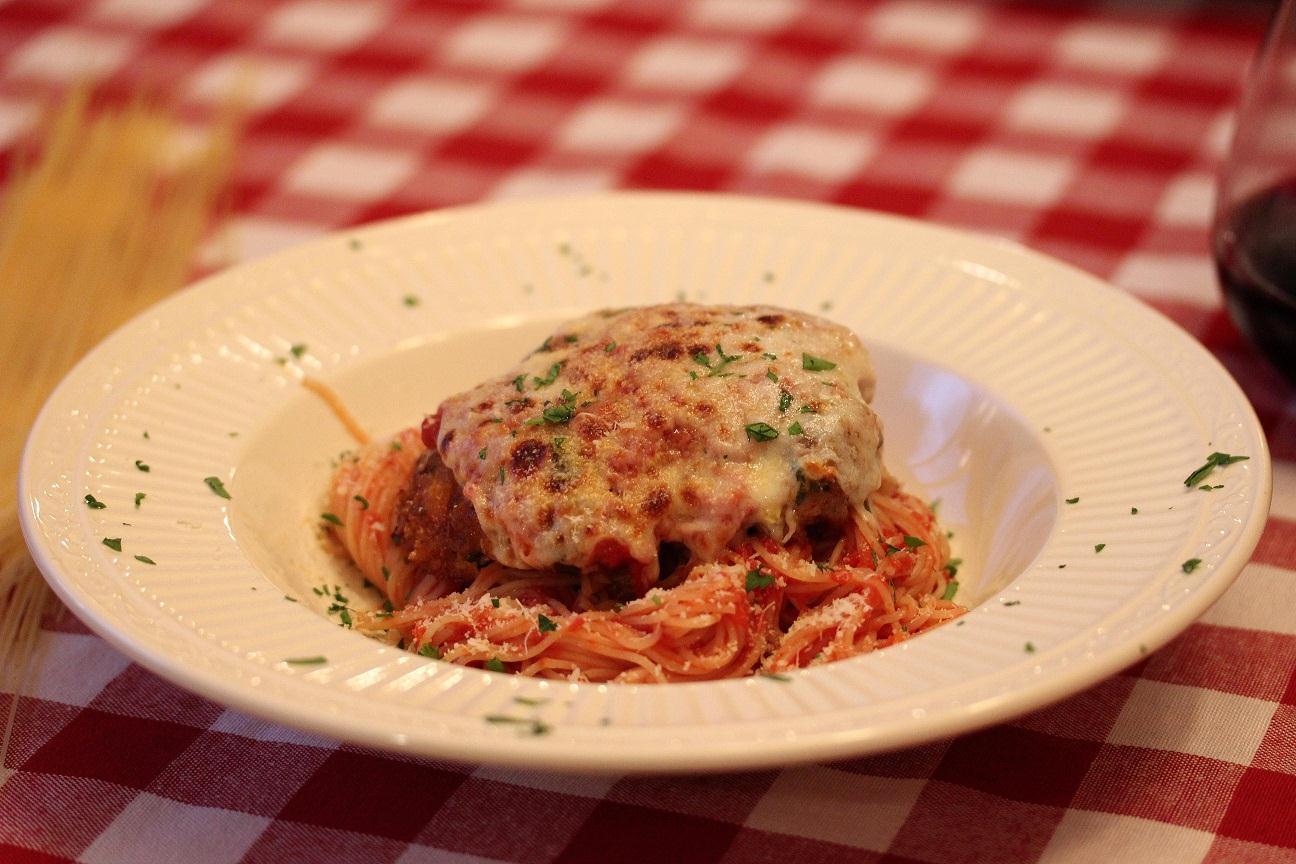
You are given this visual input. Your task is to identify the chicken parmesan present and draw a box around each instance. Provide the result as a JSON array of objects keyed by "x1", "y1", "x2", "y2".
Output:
[{"x1": 324, "y1": 304, "x2": 963, "y2": 682}]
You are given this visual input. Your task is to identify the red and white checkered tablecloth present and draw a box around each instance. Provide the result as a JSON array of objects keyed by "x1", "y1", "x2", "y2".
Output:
[{"x1": 3, "y1": 0, "x2": 1295, "y2": 862}]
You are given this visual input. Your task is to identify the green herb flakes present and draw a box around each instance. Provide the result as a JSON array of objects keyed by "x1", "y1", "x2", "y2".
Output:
[
  {"x1": 537, "y1": 614, "x2": 558, "y2": 632},
  {"x1": 1003, "y1": 599, "x2": 1022, "y2": 607},
  {"x1": 1094, "y1": 543, "x2": 1106, "y2": 553},
  {"x1": 543, "y1": 404, "x2": 574, "y2": 424},
  {"x1": 745, "y1": 568, "x2": 775, "y2": 590},
  {"x1": 286, "y1": 656, "x2": 326, "y2": 665},
  {"x1": 1184, "y1": 452, "x2": 1249, "y2": 488},
  {"x1": 941, "y1": 581, "x2": 959, "y2": 601},
  {"x1": 766, "y1": 369, "x2": 779, "y2": 383},
  {"x1": 1181, "y1": 558, "x2": 1202, "y2": 573},
  {"x1": 1025, "y1": 642, "x2": 1036, "y2": 654},
  {"x1": 402, "y1": 294, "x2": 420, "y2": 307},
  {"x1": 1065, "y1": 496, "x2": 1079, "y2": 504},
  {"x1": 945, "y1": 558, "x2": 962, "y2": 578},
  {"x1": 902, "y1": 535, "x2": 925, "y2": 549},
  {"x1": 102, "y1": 537, "x2": 122, "y2": 552},
  {"x1": 491, "y1": 597, "x2": 501, "y2": 608},
  {"x1": 134, "y1": 492, "x2": 145, "y2": 509},
  {"x1": 203, "y1": 476, "x2": 231, "y2": 499},
  {"x1": 533, "y1": 362, "x2": 563, "y2": 388},
  {"x1": 353, "y1": 494, "x2": 369, "y2": 510},
  {"x1": 419, "y1": 644, "x2": 442, "y2": 659},
  {"x1": 787, "y1": 421, "x2": 803, "y2": 436},
  {"x1": 512, "y1": 374, "x2": 526, "y2": 392},
  {"x1": 485, "y1": 658, "x2": 506, "y2": 673},
  {"x1": 135, "y1": 460, "x2": 150, "y2": 472},
  {"x1": 605, "y1": 341, "x2": 617, "y2": 353},
  {"x1": 290, "y1": 343, "x2": 307, "y2": 358},
  {"x1": 801, "y1": 353, "x2": 836, "y2": 372},
  {"x1": 478, "y1": 448, "x2": 487, "y2": 460},
  {"x1": 133, "y1": 555, "x2": 156, "y2": 565},
  {"x1": 761, "y1": 672, "x2": 791, "y2": 682},
  {"x1": 1131, "y1": 507, "x2": 1139, "y2": 514},
  {"x1": 85, "y1": 494, "x2": 106, "y2": 510},
  {"x1": 745, "y1": 422, "x2": 779, "y2": 442},
  {"x1": 778, "y1": 389, "x2": 793, "y2": 413},
  {"x1": 320, "y1": 512, "x2": 343, "y2": 526}
]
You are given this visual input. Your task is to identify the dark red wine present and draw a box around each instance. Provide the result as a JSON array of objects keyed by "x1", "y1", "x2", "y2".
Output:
[{"x1": 1214, "y1": 177, "x2": 1296, "y2": 384}]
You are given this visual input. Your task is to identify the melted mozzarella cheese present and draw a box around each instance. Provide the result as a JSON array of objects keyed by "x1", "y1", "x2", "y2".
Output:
[{"x1": 432, "y1": 304, "x2": 884, "y2": 578}]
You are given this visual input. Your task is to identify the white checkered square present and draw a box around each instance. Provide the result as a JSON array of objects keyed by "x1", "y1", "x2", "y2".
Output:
[
  {"x1": 490, "y1": 167, "x2": 616, "y2": 200},
  {"x1": 0, "y1": 98, "x2": 36, "y2": 149},
  {"x1": 23, "y1": 633, "x2": 131, "y2": 706},
  {"x1": 688, "y1": 0, "x2": 803, "y2": 32},
  {"x1": 188, "y1": 54, "x2": 313, "y2": 112},
  {"x1": 812, "y1": 56, "x2": 934, "y2": 116},
  {"x1": 745, "y1": 767, "x2": 924, "y2": 850},
  {"x1": 282, "y1": 144, "x2": 419, "y2": 201},
  {"x1": 748, "y1": 124, "x2": 875, "y2": 182},
  {"x1": 94, "y1": 0, "x2": 208, "y2": 27},
  {"x1": 1107, "y1": 679, "x2": 1277, "y2": 765},
  {"x1": 1056, "y1": 23, "x2": 1170, "y2": 75},
  {"x1": 7, "y1": 27, "x2": 134, "y2": 82},
  {"x1": 1273, "y1": 462, "x2": 1296, "y2": 521},
  {"x1": 1112, "y1": 253, "x2": 1219, "y2": 305},
  {"x1": 444, "y1": 15, "x2": 567, "y2": 72},
  {"x1": 949, "y1": 148, "x2": 1074, "y2": 206},
  {"x1": 557, "y1": 100, "x2": 683, "y2": 153},
  {"x1": 1201, "y1": 563, "x2": 1296, "y2": 636},
  {"x1": 369, "y1": 77, "x2": 494, "y2": 134},
  {"x1": 1005, "y1": 83, "x2": 1127, "y2": 139},
  {"x1": 262, "y1": 1, "x2": 387, "y2": 51},
  {"x1": 1039, "y1": 811, "x2": 1214, "y2": 864},
  {"x1": 869, "y1": 1, "x2": 985, "y2": 52},
  {"x1": 80, "y1": 793, "x2": 269, "y2": 864},
  {"x1": 625, "y1": 37, "x2": 746, "y2": 92},
  {"x1": 1155, "y1": 173, "x2": 1217, "y2": 227}
]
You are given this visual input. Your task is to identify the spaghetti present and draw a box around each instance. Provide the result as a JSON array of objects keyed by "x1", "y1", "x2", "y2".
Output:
[{"x1": 323, "y1": 304, "x2": 964, "y2": 682}]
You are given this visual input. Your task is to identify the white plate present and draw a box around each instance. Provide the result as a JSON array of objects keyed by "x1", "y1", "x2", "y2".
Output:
[{"x1": 20, "y1": 193, "x2": 1271, "y2": 773}]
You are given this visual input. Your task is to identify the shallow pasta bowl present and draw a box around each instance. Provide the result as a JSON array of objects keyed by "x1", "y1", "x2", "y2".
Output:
[{"x1": 20, "y1": 193, "x2": 1270, "y2": 773}]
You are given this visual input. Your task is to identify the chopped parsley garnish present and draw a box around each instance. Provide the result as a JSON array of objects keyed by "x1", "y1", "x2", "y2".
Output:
[
  {"x1": 402, "y1": 294, "x2": 420, "y2": 307},
  {"x1": 903, "y1": 535, "x2": 925, "y2": 549},
  {"x1": 284, "y1": 595, "x2": 298, "y2": 602},
  {"x1": 142, "y1": 430, "x2": 150, "y2": 439},
  {"x1": 766, "y1": 370, "x2": 779, "y2": 383},
  {"x1": 1094, "y1": 543, "x2": 1106, "y2": 553},
  {"x1": 85, "y1": 494, "x2": 106, "y2": 509},
  {"x1": 1003, "y1": 599, "x2": 1021, "y2": 607},
  {"x1": 745, "y1": 568, "x2": 775, "y2": 590},
  {"x1": 787, "y1": 421, "x2": 804, "y2": 436},
  {"x1": 485, "y1": 658, "x2": 506, "y2": 673},
  {"x1": 390, "y1": 440, "x2": 403, "y2": 451},
  {"x1": 353, "y1": 494, "x2": 369, "y2": 510},
  {"x1": 693, "y1": 344, "x2": 743, "y2": 377},
  {"x1": 1184, "y1": 452, "x2": 1249, "y2": 487},
  {"x1": 514, "y1": 696, "x2": 548, "y2": 706},
  {"x1": 290, "y1": 343, "x2": 307, "y2": 358},
  {"x1": 760, "y1": 672, "x2": 791, "y2": 682},
  {"x1": 134, "y1": 492, "x2": 145, "y2": 508},
  {"x1": 102, "y1": 537, "x2": 122, "y2": 552},
  {"x1": 320, "y1": 512, "x2": 343, "y2": 526},
  {"x1": 133, "y1": 555, "x2": 156, "y2": 565},
  {"x1": 484, "y1": 715, "x2": 551, "y2": 735},
  {"x1": 565, "y1": 334, "x2": 578, "y2": 344},
  {"x1": 745, "y1": 422, "x2": 779, "y2": 442},
  {"x1": 286, "y1": 656, "x2": 326, "y2": 665},
  {"x1": 1065, "y1": 496, "x2": 1079, "y2": 504},
  {"x1": 491, "y1": 597, "x2": 501, "y2": 608},
  {"x1": 543, "y1": 404, "x2": 574, "y2": 424},
  {"x1": 203, "y1": 476, "x2": 231, "y2": 499},
  {"x1": 419, "y1": 644, "x2": 442, "y2": 659},
  {"x1": 478, "y1": 447, "x2": 487, "y2": 460},
  {"x1": 762, "y1": 352, "x2": 777, "y2": 361},
  {"x1": 498, "y1": 466, "x2": 506, "y2": 484},
  {"x1": 533, "y1": 362, "x2": 563, "y2": 388},
  {"x1": 651, "y1": 593, "x2": 664, "y2": 607},
  {"x1": 537, "y1": 614, "x2": 558, "y2": 632},
  {"x1": 778, "y1": 389, "x2": 793, "y2": 413},
  {"x1": 801, "y1": 353, "x2": 836, "y2": 372},
  {"x1": 381, "y1": 565, "x2": 390, "y2": 581},
  {"x1": 512, "y1": 374, "x2": 526, "y2": 392},
  {"x1": 799, "y1": 405, "x2": 816, "y2": 414},
  {"x1": 338, "y1": 608, "x2": 352, "y2": 628},
  {"x1": 945, "y1": 558, "x2": 962, "y2": 577},
  {"x1": 1131, "y1": 507, "x2": 1138, "y2": 514},
  {"x1": 941, "y1": 581, "x2": 959, "y2": 601},
  {"x1": 135, "y1": 460, "x2": 150, "y2": 472},
  {"x1": 1181, "y1": 558, "x2": 1202, "y2": 573},
  {"x1": 1025, "y1": 642, "x2": 1036, "y2": 653}
]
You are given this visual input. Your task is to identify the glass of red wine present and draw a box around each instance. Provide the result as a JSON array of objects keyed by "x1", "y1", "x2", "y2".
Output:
[{"x1": 1213, "y1": 1, "x2": 1296, "y2": 384}]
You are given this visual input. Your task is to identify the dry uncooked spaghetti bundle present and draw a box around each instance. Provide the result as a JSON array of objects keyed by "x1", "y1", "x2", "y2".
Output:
[{"x1": 0, "y1": 85, "x2": 242, "y2": 770}]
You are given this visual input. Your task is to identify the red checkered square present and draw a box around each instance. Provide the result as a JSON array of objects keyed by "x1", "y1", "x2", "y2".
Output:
[
  {"x1": 22, "y1": 709, "x2": 203, "y2": 789},
  {"x1": 275, "y1": 749, "x2": 466, "y2": 840},
  {"x1": 1217, "y1": 768, "x2": 1296, "y2": 850},
  {"x1": 722, "y1": 830, "x2": 883, "y2": 864},
  {"x1": 87, "y1": 664, "x2": 223, "y2": 727},
  {"x1": 887, "y1": 782, "x2": 1064, "y2": 863},
  {"x1": 1138, "y1": 624, "x2": 1296, "y2": 703},
  {"x1": 553, "y1": 801, "x2": 739, "y2": 864},
  {"x1": 241, "y1": 821, "x2": 408, "y2": 864},
  {"x1": 0, "y1": 773, "x2": 138, "y2": 860},
  {"x1": 932, "y1": 726, "x2": 1100, "y2": 807},
  {"x1": 608, "y1": 771, "x2": 778, "y2": 822}
]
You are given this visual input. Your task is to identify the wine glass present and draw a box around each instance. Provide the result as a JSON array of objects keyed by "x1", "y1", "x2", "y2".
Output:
[{"x1": 1213, "y1": 0, "x2": 1296, "y2": 384}]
